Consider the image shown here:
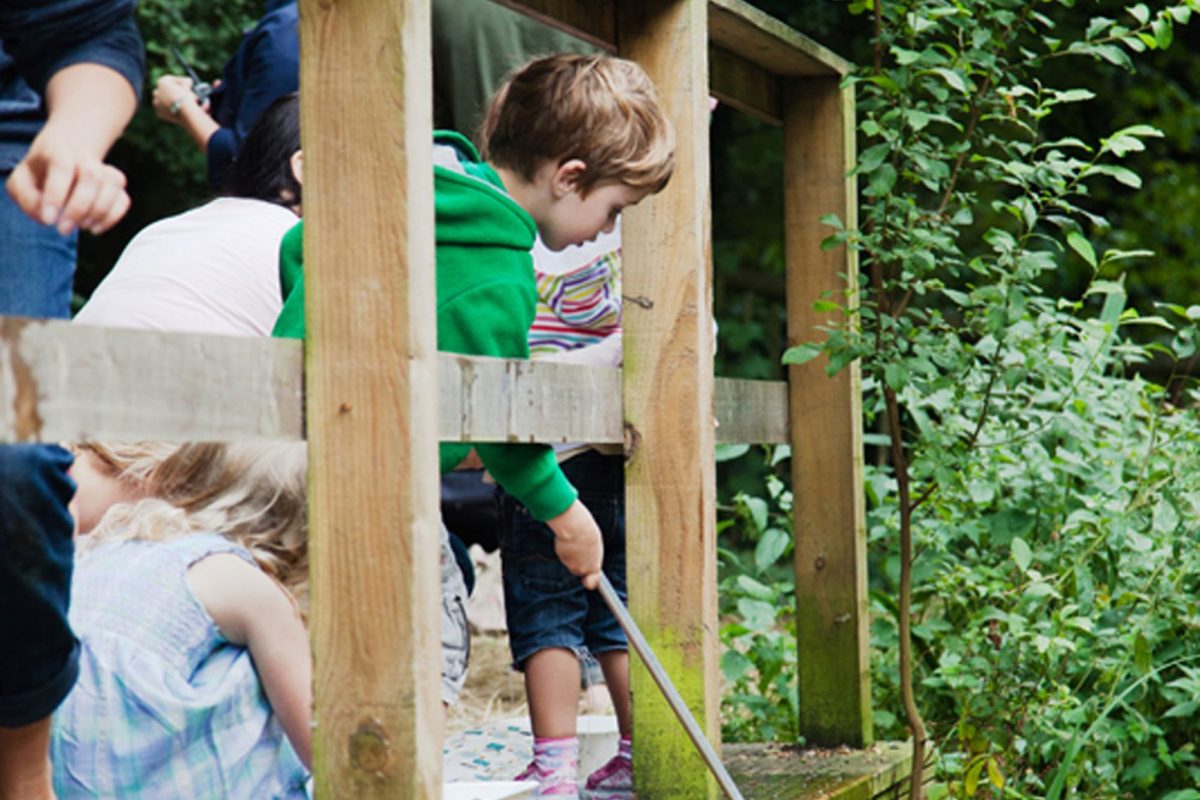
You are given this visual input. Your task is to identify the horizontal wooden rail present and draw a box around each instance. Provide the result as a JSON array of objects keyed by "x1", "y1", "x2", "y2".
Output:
[{"x1": 0, "y1": 317, "x2": 787, "y2": 445}]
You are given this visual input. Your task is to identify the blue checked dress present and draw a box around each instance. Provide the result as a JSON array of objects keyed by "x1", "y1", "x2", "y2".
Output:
[{"x1": 51, "y1": 534, "x2": 309, "y2": 798}]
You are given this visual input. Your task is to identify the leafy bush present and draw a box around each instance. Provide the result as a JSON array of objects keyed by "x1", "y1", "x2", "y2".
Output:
[{"x1": 718, "y1": 0, "x2": 1200, "y2": 797}]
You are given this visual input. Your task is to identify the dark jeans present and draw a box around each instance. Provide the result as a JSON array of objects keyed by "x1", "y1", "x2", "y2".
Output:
[
  {"x1": 499, "y1": 450, "x2": 627, "y2": 669},
  {"x1": 0, "y1": 178, "x2": 79, "y2": 727},
  {"x1": 0, "y1": 444, "x2": 78, "y2": 727}
]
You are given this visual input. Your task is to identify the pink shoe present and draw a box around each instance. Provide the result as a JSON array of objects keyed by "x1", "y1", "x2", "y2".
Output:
[
  {"x1": 583, "y1": 754, "x2": 633, "y2": 799},
  {"x1": 514, "y1": 761, "x2": 580, "y2": 799}
]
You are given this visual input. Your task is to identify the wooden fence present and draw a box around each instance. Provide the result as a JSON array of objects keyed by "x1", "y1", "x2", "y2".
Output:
[{"x1": 0, "y1": 0, "x2": 873, "y2": 796}]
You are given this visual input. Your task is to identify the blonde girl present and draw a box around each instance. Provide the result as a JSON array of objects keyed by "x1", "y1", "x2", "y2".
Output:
[{"x1": 52, "y1": 441, "x2": 311, "y2": 799}]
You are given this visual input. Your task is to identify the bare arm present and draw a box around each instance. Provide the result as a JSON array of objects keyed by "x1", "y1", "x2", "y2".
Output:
[
  {"x1": 5, "y1": 63, "x2": 138, "y2": 235},
  {"x1": 152, "y1": 75, "x2": 219, "y2": 154},
  {"x1": 187, "y1": 554, "x2": 313, "y2": 769}
]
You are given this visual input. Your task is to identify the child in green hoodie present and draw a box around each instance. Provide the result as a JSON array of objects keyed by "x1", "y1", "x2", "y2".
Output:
[{"x1": 273, "y1": 53, "x2": 674, "y2": 798}]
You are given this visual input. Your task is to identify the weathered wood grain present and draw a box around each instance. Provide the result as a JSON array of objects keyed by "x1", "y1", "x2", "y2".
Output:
[
  {"x1": 299, "y1": 0, "x2": 442, "y2": 795},
  {"x1": 0, "y1": 320, "x2": 786, "y2": 448},
  {"x1": 709, "y1": 0, "x2": 851, "y2": 77},
  {"x1": 617, "y1": 2, "x2": 721, "y2": 797},
  {"x1": 710, "y1": 44, "x2": 782, "y2": 125},
  {"x1": 784, "y1": 76, "x2": 872, "y2": 747}
]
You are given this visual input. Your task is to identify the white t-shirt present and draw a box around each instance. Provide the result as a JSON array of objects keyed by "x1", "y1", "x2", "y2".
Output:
[{"x1": 74, "y1": 197, "x2": 298, "y2": 337}]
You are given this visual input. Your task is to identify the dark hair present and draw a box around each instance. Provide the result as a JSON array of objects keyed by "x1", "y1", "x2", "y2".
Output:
[{"x1": 221, "y1": 93, "x2": 302, "y2": 208}]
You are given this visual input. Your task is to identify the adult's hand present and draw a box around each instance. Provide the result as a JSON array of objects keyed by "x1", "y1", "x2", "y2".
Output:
[
  {"x1": 5, "y1": 63, "x2": 137, "y2": 236},
  {"x1": 150, "y1": 74, "x2": 219, "y2": 153},
  {"x1": 152, "y1": 74, "x2": 202, "y2": 121},
  {"x1": 546, "y1": 499, "x2": 604, "y2": 589}
]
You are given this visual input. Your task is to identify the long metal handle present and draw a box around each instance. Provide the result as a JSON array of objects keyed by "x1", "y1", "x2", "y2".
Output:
[{"x1": 595, "y1": 573, "x2": 746, "y2": 800}]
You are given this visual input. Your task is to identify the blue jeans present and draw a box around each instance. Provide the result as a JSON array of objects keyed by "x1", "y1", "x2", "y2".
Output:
[
  {"x1": 0, "y1": 444, "x2": 78, "y2": 727},
  {"x1": 499, "y1": 450, "x2": 627, "y2": 669},
  {"x1": 0, "y1": 175, "x2": 79, "y2": 726},
  {"x1": 0, "y1": 177, "x2": 76, "y2": 320}
]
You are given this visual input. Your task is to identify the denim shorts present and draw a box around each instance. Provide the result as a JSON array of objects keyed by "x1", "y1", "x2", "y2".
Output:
[
  {"x1": 0, "y1": 444, "x2": 80, "y2": 726},
  {"x1": 499, "y1": 450, "x2": 627, "y2": 669}
]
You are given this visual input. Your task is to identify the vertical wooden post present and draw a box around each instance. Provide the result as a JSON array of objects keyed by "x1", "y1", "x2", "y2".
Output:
[
  {"x1": 784, "y1": 77, "x2": 871, "y2": 747},
  {"x1": 618, "y1": 2, "x2": 719, "y2": 797},
  {"x1": 300, "y1": 0, "x2": 443, "y2": 796}
]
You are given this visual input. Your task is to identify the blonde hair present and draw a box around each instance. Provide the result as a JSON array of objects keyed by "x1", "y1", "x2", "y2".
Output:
[
  {"x1": 77, "y1": 441, "x2": 308, "y2": 609},
  {"x1": 479, "y1": 53, "x2": 675, "y2": 196}
]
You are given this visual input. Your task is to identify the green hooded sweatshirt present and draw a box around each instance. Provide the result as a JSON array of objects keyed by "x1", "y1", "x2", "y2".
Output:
[{"x1": 273, "y1": 131, "x2": 578, "y2": 521}]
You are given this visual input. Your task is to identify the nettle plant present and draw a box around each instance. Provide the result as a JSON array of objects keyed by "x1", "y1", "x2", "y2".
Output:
[{"x1": 783, "y1": 0, "x2": 1200, "y2": 797}]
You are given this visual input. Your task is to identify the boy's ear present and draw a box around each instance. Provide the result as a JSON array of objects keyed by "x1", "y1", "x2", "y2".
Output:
[{"x1": 550, "y1": 159, "x2": 587, "y2": 198}]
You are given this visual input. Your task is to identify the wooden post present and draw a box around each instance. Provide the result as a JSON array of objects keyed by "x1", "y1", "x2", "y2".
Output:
[
  {"x1": 618, "y1": 2, "x2": 719, "y2": 797},
  {"x1": 299, "y1": 0, "x2": 443, "y2": 796},
  {"x1": 784, "y1": 77, "x2": 872, "y2": 747}
]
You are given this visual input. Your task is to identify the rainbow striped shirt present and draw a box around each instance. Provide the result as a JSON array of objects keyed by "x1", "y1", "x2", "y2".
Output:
[{"x1": 529, "y1": 249, "x2": 622, "y2": 355}]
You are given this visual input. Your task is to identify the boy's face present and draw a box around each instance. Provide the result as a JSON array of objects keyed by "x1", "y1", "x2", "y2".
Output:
[{"x1": 536, "y1": 162, "x2": 650, "y2": 251}]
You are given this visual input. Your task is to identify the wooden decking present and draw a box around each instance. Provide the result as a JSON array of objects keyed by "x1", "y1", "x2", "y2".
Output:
[{"x1": 726, "y1": 742, "x2": 916, "y2": 800}]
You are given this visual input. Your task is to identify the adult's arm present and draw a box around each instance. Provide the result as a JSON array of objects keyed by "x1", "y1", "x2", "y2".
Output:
[
  {"x1": 6, "y1": 64, "x2": 138, "y2": 234},
  {"x1": 2, "y1": 1, "x2": 144, "y2": 234}
]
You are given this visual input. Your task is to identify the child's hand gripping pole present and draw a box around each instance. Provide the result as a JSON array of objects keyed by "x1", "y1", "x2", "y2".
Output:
[{"x1": 594, "y1": 573, "x2": 746, "y2": 800}]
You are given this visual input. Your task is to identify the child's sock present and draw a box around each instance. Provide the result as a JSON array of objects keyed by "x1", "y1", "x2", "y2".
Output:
[
  {"x1": 583, "y1": 734, "x2": 633, "y2": 799},
  {"x1": 515, "y1": 736, "x2": 579, "y2": 798}
]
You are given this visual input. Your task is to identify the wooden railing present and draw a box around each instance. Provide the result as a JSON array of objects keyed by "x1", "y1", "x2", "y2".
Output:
[{"x1": 0, "y1": 1, "x2": 865, "y2": 797}]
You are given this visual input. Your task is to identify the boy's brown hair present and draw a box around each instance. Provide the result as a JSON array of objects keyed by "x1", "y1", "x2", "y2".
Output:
[{"x1": 479, "y1": 53, "x2": 675, "y2": 195}]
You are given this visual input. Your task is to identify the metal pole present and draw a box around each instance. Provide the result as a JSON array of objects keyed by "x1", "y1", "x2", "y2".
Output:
[{"x1": 596, "y1": 574, "x2": 746, "y2": 800}]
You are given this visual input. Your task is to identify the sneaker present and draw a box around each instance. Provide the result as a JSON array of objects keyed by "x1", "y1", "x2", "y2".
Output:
[
  {"x1": 582, "y1": 754, "x2": 633, "y2": 799},
  {"x1": 514, "y1": 761, "x2": 580, "y2": 799}
]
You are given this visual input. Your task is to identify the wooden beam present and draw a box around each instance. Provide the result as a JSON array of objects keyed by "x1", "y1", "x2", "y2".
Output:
[
  {"x1": 708, "y1": 0, "x2": 850, "y2": 78},
  {"x1": 783, "y1": 76, "x2": 871, "y2": 747},
  {"x1": 714, "y1": 376, "x2": 787, "y2": 444},
  {"x1": 0, "y1": 317, "x2": 304, "y2": 444},
  {"x1": 709, "y1": 44, "x2": 781, "y2": 126},
  {"x1": 617, "y1": 2, "x2": 720, "y2": 797},
  {"x1": 490, "y1": 0, "x2": 616, "y2": 51},
  {"x1": 0, "y1": 319, "x2": 786, "y2": 446},
  {"x1": 299, "y1": 0, "x2": 442, "y2": 796}
]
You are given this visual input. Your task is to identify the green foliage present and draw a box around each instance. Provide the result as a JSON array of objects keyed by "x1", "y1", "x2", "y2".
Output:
[
  {"x1": 719, "y1": 0, "x2": 1200, "y2": 795},
  {"x1": 809, "y1": 0, "x2": 1200, "y2": 795},
  {"x1": 717, "y1": 446, "x2": 799, "y2": 743}
]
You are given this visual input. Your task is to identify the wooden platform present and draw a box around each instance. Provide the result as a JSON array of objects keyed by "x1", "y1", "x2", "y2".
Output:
[{"x1": 725, "y1": 742, "x2": 914, "y2": 800}]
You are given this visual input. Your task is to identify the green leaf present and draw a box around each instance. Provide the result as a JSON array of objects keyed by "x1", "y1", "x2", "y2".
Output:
[
  {"x1": 755, "y1": 527, "x2": 790, "y2": 572},
  {"x1": 1011, "y1": 537, "x2": 1033, "y2": 572},
  {"x1": 716, "y1": 444, "x2": 750, "y2": 463},
  {"x1": 987, "y1": 757, "x2": 1004, "y2": 790},
  {"x1": 931, "y1": 67, "x2": 967, "y2": 93},
  {"x1": 782, "y1": 343, "x2": 822, "y2": 366},
  {"x1": 742, "y1": 496, "x2": 769, "y2": 532},
  {"x1": 964, "y1": 756, "x2": 984, "y2": 795},
  {"x1": 1067, "y1": 231, "x2": 1097, "y2": 267},
  {"x1": 1127, "y1": 3, "x2": 1150, "y2": 23},
  {"x1": 868, "y1": 163, "x2": 897, "y2": 196},
  {"x1": 721, "y1": 649, "x2": 753, "y2": 683},
  {"x1": 1133, "y1": 631, "x2": 1152, "y2": 674}
]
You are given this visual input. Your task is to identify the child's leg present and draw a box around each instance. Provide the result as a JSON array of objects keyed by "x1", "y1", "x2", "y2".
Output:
[
  {"x1": 596, "y1": 649, "x2": 631, "y2": 737},
  {"x1": 525, "y1": 647, "x2": 583, "y2": 738},
  {"x1": 499, "y1": 492, "x2": 591, "y2": 796}
]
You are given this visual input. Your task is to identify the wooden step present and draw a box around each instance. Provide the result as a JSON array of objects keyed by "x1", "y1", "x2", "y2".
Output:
[{"x1": 725, "y1": 741, "x2": 915, "y2": 800}]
